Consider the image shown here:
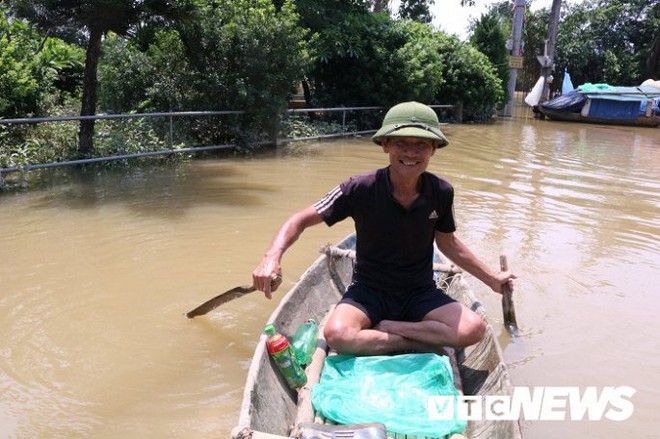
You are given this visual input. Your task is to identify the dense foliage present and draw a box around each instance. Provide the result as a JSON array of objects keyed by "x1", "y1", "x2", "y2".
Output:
[
  {"x1": 554, "y1": 0, "x2": 659, "y2": 89},
  {"x1": 8, "y1": 0, "x2": 197, "y2": 155},
  {"x1": 0, "y1": 7, "x2": 83, "y2": 118},
  {"x1": 308, "y1": 12, "x2": 410, "y2": 106},
  {"x1": 0, "y1": 6, "x2": 84, "y2": 171},
  {"x1": 518, "y1": 0, "x2": 658, "y2": 94},
  {"x1": 99, "y1": 0, "x2": 309, "y2": 147},
  {"x1": 470, "y1": 10, "x2": 510, "y2": 109},
  {"x1": 306, "y1": 7, "x2": 503, "y2": 121},
  {"x1": 397, "y1": 0, "x2": 434, "y2": 23},
  {"x1": 2, "y1": 0, "x2": 658, "y2": 182},
  {"x1": 435, "y1": 34, "x2": 504, "y2": 122}
]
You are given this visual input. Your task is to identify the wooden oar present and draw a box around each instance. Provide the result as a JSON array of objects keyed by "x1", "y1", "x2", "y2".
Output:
[
  {"x1": 500, "y1": 255, "x2": 520, "y2": 336},
  {"x1": 185, "y1": 276, "x2": 282, "y2": 319}
]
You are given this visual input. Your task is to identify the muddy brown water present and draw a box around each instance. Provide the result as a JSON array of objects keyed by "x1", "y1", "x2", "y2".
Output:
[{"x1": 1, "y1": 112, "x2": 658, "y2": 438}]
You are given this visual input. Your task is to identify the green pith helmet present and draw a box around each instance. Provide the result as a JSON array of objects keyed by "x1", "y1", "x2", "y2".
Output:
[{"x1": 371, "y1": 101, "x2": 449, "y2": 148}]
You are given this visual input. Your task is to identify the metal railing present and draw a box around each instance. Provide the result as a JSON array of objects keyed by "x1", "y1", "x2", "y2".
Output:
[{"x1": 0, "y1": 105, "x2": 456, "y2": 175}]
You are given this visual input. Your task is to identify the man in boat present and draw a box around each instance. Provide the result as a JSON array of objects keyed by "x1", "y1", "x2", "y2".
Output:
[{"x1": 252, "y1": 101, "x2": 516, "y2": 355}]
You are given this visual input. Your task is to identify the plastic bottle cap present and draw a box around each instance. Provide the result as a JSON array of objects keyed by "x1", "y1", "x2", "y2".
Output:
[{"x1": 264, "y1": 324, "x2": 276, "y2": 335}]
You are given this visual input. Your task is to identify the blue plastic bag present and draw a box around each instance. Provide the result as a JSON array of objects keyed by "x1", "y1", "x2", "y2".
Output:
[
  {"x1": 562, "y1": 69, "x2": 575, "y2": 95},
  {"x1": 311, "y1": 353, "x2": 466, "y2": 437}
]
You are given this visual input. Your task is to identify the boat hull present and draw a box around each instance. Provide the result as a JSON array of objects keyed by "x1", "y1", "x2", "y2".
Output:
[
  {"x1": 233, "y1": 234, "x2": 522, "y2": 439},
  {"x1": 540, "y1": 107, "x2": 660, "y2": 127}
]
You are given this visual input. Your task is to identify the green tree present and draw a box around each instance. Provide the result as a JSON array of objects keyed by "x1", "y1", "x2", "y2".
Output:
[
  {"x1": 395, "y1": 21, "x2": 445, "y2": 103},
  {"x1": 470, "y1": 10, "x2": 509, "y2": 108},
  {"x1": 97, "y1": 34, "x2": 157, "y2": 113},
  {"x1": 179, "y1": 0, "x2": 308, "y2": 146},
  {"x1": 517, "y1": 6, "x2": 546, "y2": 92},
  {"x1": 524, "y1": 0, "x2": 658, "y2": 94},
  {"x1": 98, "y1": 29, "x2": 194, "y2": 115},
  {"x1": 435, "y1": 33, "x2": 504, "y2": 121},
  {"x1": 309, "y1": 11, "x2": 410, "y2": 106},
  {"x1": 371, "y1": 0, "x2": 439, "y2": 20},
  {"x1": 99, "y1": 0, "x2": 309, "y2": 148},
  {"x1": 0, "y1": 12, "x2": 42, "y2": 117},
  {"x1": 303, "y1": 2, "x2": 502, "y2": 120},
  {"x1": 308, "y1": 8, "x2": 502, "y2": 120},
  {"x1": 0, "y1": 6, "x2": 83, "y2": 117},
  {"x1": 397, "y1": 0, "x2": 434, "y2": 23},
  {"x1": 643, "y1": 2, "x2": 660, "y2": 79},
  {"x1": 9, "y1": 0, "x2": 195, "y2": 156}
]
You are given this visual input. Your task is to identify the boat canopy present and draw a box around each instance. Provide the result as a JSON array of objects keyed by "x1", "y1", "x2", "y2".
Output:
[{"x1": 580, "y1": 85, "x2": 660, "y2": 102}]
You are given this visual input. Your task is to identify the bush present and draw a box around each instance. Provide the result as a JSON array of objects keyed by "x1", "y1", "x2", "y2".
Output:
[
  {"x1": 98, "y1": 0, "x2": 310, "y2": 151},
  {"x1": 434, "y1": 34, "x2": 504, "y2": 122},
  {"x1": 0, "y1": 8, "x2": 83, "y2": 118}
]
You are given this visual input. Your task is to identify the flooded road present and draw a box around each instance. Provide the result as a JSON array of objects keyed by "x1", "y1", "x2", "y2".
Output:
[{"x1": 1, "y1": 112, "x2": 658, "y2": 438}]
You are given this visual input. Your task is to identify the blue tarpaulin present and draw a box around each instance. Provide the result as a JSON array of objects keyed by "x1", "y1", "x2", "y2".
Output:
[{"x1": 541, "y1": 90, "x2": 586, "y2": 112}]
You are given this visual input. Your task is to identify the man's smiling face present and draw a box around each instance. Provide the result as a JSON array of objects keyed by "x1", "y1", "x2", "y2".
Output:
[{"x1": 381, "y1": 136, "x2": 437, "y2": 177}]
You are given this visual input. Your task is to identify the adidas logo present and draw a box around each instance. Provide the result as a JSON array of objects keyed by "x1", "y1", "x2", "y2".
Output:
[{"x1": 429, "y1": 210, "x2": 438, "y2": 219}]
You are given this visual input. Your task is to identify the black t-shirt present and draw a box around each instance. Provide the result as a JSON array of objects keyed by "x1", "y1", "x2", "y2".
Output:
[{"x1": 314, "y1": 167, "x2": 456, "y2": 294}]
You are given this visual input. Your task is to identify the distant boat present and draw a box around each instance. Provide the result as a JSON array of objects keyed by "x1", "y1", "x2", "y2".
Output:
[{"x1": 539, "y1": 84, "x2": 660, "y2": 127}]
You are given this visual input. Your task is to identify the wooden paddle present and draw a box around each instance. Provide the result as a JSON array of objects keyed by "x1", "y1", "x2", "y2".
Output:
[
  {"x1": 185, "y1": 276, "x2": 282, "y2": 319},
  {"x1": 500, "y1": 255, "x2": 520, "y2": 336}
]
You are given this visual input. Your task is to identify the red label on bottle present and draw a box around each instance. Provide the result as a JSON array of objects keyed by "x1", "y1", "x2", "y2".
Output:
[{"x1": 266, "y1": 334, "x2": 289, "y2": 354}]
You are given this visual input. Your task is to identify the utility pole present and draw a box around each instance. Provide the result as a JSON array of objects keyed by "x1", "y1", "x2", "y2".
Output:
[
  {"x1": 503, "y1": 0, "x2": 527, "y2": 117},
  {"x1": 539, "y1": 0, "x2": 563, "y2": 105}
]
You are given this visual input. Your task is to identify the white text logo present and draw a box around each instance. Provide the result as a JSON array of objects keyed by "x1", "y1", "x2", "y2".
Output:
[{"x1": 428, "y1": 386, "x2": 636, "y2": 421}]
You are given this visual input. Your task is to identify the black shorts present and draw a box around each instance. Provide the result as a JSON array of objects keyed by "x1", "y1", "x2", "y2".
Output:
[{"x1": 338, "y1": 282, "x2": 457, "y2": 326}]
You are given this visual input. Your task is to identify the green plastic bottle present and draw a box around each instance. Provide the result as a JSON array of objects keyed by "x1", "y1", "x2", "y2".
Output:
[
  {"x1": 291, "y1": 318, "x2": 318, "y2": 367},
  {"x1": 264, "y1": 324, "x2": 307, "y2": 390}
]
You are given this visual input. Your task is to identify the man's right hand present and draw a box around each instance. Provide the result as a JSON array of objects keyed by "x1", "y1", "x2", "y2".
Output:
[{"x1": 252, "y1": 258, "x2": 282, "y2": 299}]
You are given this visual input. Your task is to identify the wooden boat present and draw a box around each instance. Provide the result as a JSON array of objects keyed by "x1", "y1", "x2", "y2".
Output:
[
  {"x1": 231, "y1": 234, "x2": 522, "y2": 439},
  {"x1": 539, "y1": 106, "x2": 660, "y2": 127},
  {"x1": 539, "y1": 85, "x2": 660, "y2": 128}
]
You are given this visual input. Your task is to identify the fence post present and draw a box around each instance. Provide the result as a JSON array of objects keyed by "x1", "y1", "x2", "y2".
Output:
[
  {"x1": 454, "y1": 103, "x2": 463, "y2": 123},
  {"x1": 169, "y1": 114, "x2": 174, "y2": 148},
  {"x1": 342, "y1": 109, "x2": 346, "y2": 133}
]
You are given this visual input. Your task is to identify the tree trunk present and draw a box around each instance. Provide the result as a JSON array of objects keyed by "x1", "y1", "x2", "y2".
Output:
[
  {"x1": 540, "y1": 0, "x2": 562, "y2": 105},
  {"x1": 78, "y1": 27, "x2": 103, "y2": 157}
]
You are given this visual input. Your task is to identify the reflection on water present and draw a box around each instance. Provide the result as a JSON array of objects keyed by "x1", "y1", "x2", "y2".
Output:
[{"x1": 1, "y1": 116, "x2": 659, "y2": 438}]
